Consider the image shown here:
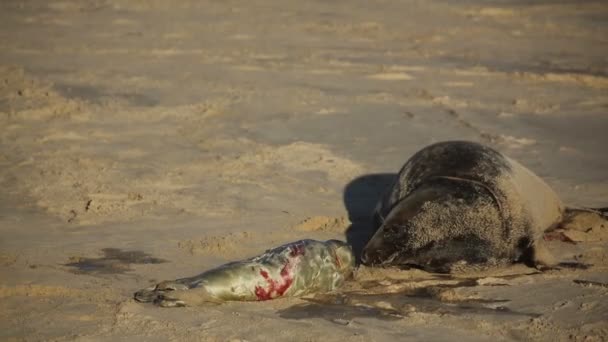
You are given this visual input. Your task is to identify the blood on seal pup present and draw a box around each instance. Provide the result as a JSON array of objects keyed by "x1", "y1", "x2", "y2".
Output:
[{"x1": 135, "y1": 239, "x2": 354, "y2": 307}]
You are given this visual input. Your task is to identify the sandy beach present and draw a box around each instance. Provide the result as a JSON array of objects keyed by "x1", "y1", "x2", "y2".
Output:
[{"x1": 1, "y1": 0, "x2": 607, "y2": 341}]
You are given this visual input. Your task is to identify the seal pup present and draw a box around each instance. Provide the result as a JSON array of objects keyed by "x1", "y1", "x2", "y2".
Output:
[
  {"x1": 361, "y1": 141, "x2": 606, "y2": 272},
  {"x1": 135, "y1": 239, "x2": 355, "y2": 307}
]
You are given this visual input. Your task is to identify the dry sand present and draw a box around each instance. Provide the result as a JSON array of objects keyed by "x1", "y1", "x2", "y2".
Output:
[{"x1": 1, "y1": 0, "x2": 607, "y2": 341}]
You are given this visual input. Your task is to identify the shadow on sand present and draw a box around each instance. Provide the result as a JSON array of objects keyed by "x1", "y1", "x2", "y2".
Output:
[
  {"x1": 343, "y1": 173, "x2": 396, "y2": 264},
  {"x1": 278, "y1": 278, "x2": 539, "y2": 323}
]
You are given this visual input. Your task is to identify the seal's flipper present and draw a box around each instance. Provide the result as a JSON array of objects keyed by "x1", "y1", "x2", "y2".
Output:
[
  {"x1": 154, "y1": 294, "x2": 187, "y2": 307},
  {"x1": 561, "y1": 207, "x2": 608, "y2": 231},
  {"x1": 530, "y1": 240, "x2": 557, "y2": 270},
  {"x1": 592, "y1": 207, "x2": 608, "y2": 217},
  {"x1": 580, "y1": 207, "x2": 608, "y2": 218},
  {"x1": 133, "y1": 281, "x2": 190, "y2": 303},
  {"x1": 134, "y1": 287, "x2": 158, "y2": 303}
]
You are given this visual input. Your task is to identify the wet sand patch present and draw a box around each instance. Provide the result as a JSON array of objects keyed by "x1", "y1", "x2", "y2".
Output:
[{"x1": 65, "y1": 248, "x2": 167, "y2": 274}]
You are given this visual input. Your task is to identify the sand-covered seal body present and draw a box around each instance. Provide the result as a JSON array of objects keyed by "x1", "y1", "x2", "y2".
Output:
[
  {"x1": 135, "y1": 239, "x2": 355, "y2": 307},
  {"x1": 361, "y1": 141, "x2": 565, "y2": 272}
]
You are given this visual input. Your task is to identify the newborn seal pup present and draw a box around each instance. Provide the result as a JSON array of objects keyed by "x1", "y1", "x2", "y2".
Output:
[
  {"x1": 135, "y1": 239, "x2": 354, "y2": 307},
  {"x1": 361, "y1": 141, "x2": 606, "y2": 272}
]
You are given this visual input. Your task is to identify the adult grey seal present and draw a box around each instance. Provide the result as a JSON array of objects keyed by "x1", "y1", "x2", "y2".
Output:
[
  {"x1": 361, "y1": 141, "x2": 606, "y2": 272},
  {"x1": 135, "y1": 239, "x2": 354, "y2": 307}
]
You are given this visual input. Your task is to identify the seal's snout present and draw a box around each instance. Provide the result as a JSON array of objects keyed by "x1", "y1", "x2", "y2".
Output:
[
  {"x1": 325, "y1": 239, "x2": 356, "y2": 274},
  {"x1": 134, "y1": 287, "x2": 158, "y2": 303},
  {"x1": 360, "y1": 234, "x2": 387, "y2": 266},
  {"x1": 360, "y1": 248, "x2": 373, "y2": 265},
  {"x1": 360, "y1": 250, "x2": 369, "y2": 264}
]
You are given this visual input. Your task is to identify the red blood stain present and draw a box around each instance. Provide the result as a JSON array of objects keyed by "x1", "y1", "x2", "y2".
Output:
[
  {"x1": 255, "y1": 245, "x2": 304, "y2": 301},
  {"x1": 289, "y1": 243, "x2": 305, "y2": 257},
  {"x1": 543, "y1": 231, "x2": 576, "y2": 244},
  {"x1": 333, "y1": 252, "x2": 342, "y2": 268},
  {"x1": 255, "y1": 262, "x2": 294, "y2": 301}
]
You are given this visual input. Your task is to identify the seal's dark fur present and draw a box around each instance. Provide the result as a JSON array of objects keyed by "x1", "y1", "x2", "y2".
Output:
[{"x1": 361, "y1": 141, "x2": 564, "y2": 272}]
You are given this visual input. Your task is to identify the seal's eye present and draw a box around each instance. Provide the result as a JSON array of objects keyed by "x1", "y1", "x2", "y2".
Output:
[{"x1": 382, "y1": 222, "x2": 411, "y2": 241}]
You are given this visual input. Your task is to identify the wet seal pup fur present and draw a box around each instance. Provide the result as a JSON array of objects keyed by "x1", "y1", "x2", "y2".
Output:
[
  {"x1": 361, "y1": 141, "x2": 607, "y2": 272},
  {"x1": 135, "y1": 239, "x2": 354, "y2": 307}
]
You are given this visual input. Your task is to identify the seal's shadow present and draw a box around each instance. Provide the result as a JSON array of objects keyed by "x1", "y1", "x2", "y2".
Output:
[
  {"x1": 278, "y1": 289, "x2": 537, "y2": 323},
  {"x1": 343, "y1": 173, "x2": 396, "y2": 264}
]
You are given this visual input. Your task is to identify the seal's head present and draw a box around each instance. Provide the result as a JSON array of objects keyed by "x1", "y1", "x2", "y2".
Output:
[
  {"x1": 325, "y1": 239, "x2": 355, "y2": 277},
  {"x1": 360, "y1": 211, "x2": 412, "y2": 267},
  {"x1": 361, "y1": 185, "x2": 443, "y2": 267},
  {"x1": 360, "y1": 181, "x2": 502, "y2": 272}
]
